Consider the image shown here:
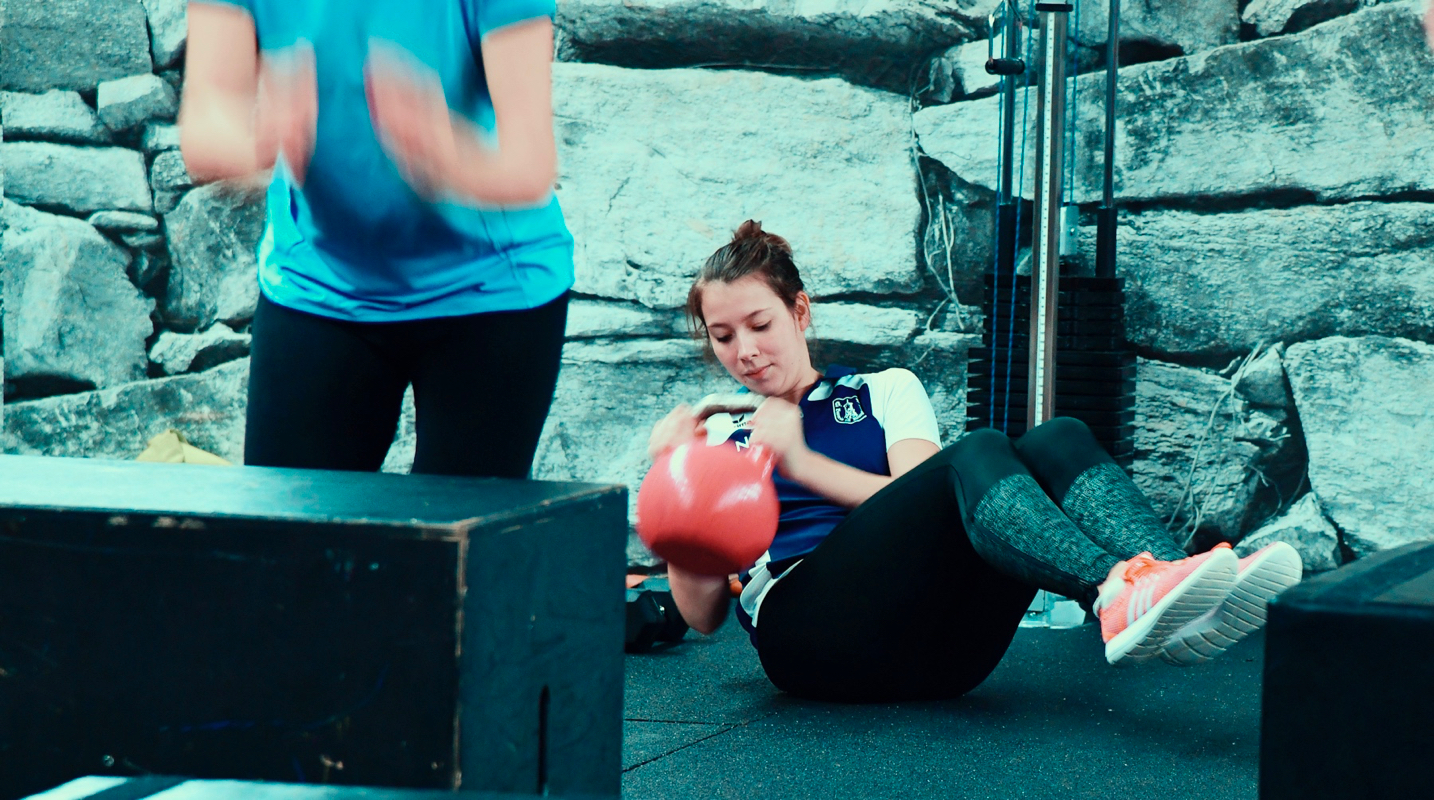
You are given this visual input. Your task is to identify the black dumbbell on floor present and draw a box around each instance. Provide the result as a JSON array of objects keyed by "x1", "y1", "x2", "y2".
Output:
[{"x1": 625, "y1": 578, "x2": 689, "y2": 653}]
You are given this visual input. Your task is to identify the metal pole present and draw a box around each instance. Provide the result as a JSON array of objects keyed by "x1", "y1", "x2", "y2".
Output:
[
  {"x1": 987, "y1": 0, "x2": 1024, "y2": 276},
  {"x1": 1029, "y1": 2, "x2": 1070, "y2": 430},
  {"x1": 1095, "y1": 0, "x2": 1120, "y2": 278}
]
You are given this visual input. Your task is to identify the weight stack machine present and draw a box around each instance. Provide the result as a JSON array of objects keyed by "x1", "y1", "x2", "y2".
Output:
[
  {"x1": 969, "y1": 274, "x2": 1135, "y2": 468},
  {"x1": 964, "y1": 0, "x2": 1136, "y2": 472}
]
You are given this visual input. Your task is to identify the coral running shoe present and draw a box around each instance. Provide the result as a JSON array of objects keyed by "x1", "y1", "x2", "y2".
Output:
[
  {"x1": 1095, "y1": 547, "x2": 1238, "y2": 665},
  {"x1": 1159, "y1": 541, "x2": 1303, "y2": 666}
]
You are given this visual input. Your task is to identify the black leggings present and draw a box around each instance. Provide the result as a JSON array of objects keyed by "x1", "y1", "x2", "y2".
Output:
[
  {"x1": 244, "y1": 292, "x2": 568, "y2": 477},
  {"x1": 755, "y1": 418, "x2": 1182, "y2": 703}
]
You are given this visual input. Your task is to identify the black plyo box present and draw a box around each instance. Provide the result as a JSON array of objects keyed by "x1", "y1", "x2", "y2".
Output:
[
  {"x1": 23, "y1": 776, "x2": 613, "y2": 800},
  {"x1": 1261, "y1": 541, "x2": 1434, "y2": 800},
  {"x1": 0, "y1": 456, "x2": 628, "y2": 800}
]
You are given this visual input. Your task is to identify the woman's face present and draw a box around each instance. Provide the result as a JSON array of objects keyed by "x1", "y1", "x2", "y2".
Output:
[{"x1": 700, "y1": 275, "x2": 813, "y2": 399}]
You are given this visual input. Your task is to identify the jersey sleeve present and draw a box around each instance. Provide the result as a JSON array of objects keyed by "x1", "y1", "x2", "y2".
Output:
[
  {"x1": 867, "y1": 369, "x2": 942, "y2": 451},
  {"x1": 472, "y1": 0, "x2": 557, "y2": 38}
]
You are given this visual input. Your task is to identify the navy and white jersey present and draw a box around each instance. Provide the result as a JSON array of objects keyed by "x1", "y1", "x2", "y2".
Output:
[{"x1": 703, "y1": 365, "x2": 941, "y2": 639}]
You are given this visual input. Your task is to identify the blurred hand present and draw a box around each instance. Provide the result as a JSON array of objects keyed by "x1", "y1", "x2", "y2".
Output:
[
  {"x1": 648, "y1": 404, "x2": 707, "y2": 460},
  {"x1": 1426, "y1": 4, "x2": 1434, "y2": 51},
  {"x1": 747, "y1": 397, "x2": 809, "y2": 475},
  {"x1": 365, "y1": 42, "x2": 470, "y2": 199},
  {"x1": 254, "y1": 42, "x2": 317, "y2": 186}
]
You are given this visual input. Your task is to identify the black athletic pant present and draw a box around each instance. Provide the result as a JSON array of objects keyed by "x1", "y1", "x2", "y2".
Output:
[
  {"x1": 755, "y1": 418, "x2": 1184, "y2": 703},
  {"x1": 244, "y1": 292, "x2": 569, "y2": 477}
]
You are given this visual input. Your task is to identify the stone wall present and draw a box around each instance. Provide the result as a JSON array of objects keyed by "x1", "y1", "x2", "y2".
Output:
[{"x1": 2, "y1": 0, "x2": 1431, "y2": 569}]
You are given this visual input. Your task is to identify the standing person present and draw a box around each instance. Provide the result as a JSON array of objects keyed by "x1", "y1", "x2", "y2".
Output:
[
  {"x1": 179, "y1": 0, "x2": 572, "y2": 477},
  {"x1": 647, "y1": 220, "x2": 1303, "y2": 702}
]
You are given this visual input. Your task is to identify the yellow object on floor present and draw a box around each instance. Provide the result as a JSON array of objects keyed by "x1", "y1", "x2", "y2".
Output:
[{"x1": 135, "y1": 429, "x2": 233, "y2": 466}]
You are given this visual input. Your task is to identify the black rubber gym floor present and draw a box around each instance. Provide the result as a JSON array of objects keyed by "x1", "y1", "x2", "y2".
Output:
[{"x1": 622, "y1": 609, "x2": 1263, "y2": 799}]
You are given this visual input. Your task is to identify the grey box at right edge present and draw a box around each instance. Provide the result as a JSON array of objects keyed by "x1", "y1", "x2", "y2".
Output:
[{"x1": 1260, "y1": 540, "x2": 1434, "y2": 800}]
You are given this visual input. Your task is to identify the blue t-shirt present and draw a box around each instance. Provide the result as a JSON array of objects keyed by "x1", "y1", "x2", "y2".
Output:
[{"x1": 201, "y1": 0, "x2": 574, "y2": 321}]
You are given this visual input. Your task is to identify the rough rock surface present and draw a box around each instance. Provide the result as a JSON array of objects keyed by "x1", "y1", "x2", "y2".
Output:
[
  {"x1": 1, "y1": 202, "x2": 154, "y2": 393},
  {"x1": 142, "y1": 122, "x2": 181, "y2": 153},
  {"x1": 1089, "y1": 203, "x2": 1434, "y2": 360},
  {"x1": 141, "y1": 0, "x2": 189, "y2": 69},
  {"x1": 921, "y1": 166, "x2": 996, "y2": 302},
  {"x1": 1132, "y1": 359, "x2": 1268, "y2": 545},
  {"x1": 1233, "y1": 344, "x2": 1290, "y2": 409},
  {"x1": 150, "y1": 149, "x2": 196, "y2": 213},
  {"x1": 0, "y1": 0, "x2": 153, "y2": 93},
  {"x1": 1285, "y1": 336, "x2": 1434, "y2": 556},
  {"x1": 0, "y1": 90, "x2": 110, "y2": 143},
  {"x1": 1235, "y1": 493, "x2": 1341, "y2": 572},
  {"x1": 150, "y1": 324, "x2": 253, "y2": 376},
  {"x1": 553, "y1": 64, "x2": 921, "y2": 309},
  {"x1": 1243, "y1": 0, "x2": 1357, "y2": 37},
  {"x1": 1075, "y1": 0, "x2": 1239, "y2": 57},
  {"x1": 87, "y1": 210, "x2": 159, "y2": 232},
  {"x1": 163, "y1": 181, "x2": 267, "y2": 331},
  {"x1": 3, "y1": 359, "x2": 250, "y2": 463},
  {"x1": 566, "y1": 299, "x2": 683, "y2": 339},
  {"x1": 927, "y1": 40, "x2": 1002, "y2": 104},
  {"x1": 0, "y1": 142, "x2": 152, "y2": 213},
  {"x1": 809, "y1": 303, "x2": 921, "y2": 348},
  {"x1": 916, "y1": 2, "x2": 1434, "y2": 204},
  {"x1": 557, "y1": 0, "x2": 992, "y2": 91},
  {"x1": 97, "y1": 74, "x2": 178, "y2": 132}
]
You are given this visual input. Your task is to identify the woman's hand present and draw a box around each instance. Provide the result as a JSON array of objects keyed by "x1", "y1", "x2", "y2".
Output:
[
  {"x1": 748, "y1": 397, "x2": 810, "y2": 477},
  {"x1": 648, "y1": 404, "x2": 707, "y2": 460},
  {"x1": 180, "y1": 3, "x2": 314, "y2": 186},
  {"x1": 364, "y1": 18, "x2": 558, "y2": 205},
  {"x1": 254, "y1": 43, "x2": 317, "y2": 185},
  {"x1": 364, "y1": 44, "x2": 466, "y2": 199}
]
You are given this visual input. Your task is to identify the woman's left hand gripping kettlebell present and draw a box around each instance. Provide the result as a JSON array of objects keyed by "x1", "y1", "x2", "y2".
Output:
[{"x1": 748, "y1": 398, "x2": 809, "y2": 478}]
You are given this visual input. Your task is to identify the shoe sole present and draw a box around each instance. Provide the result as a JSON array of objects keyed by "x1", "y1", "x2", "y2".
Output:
[
  {"x1": 1105, "y1": 549, "x2": 1238, "y2": 666},
  {"x1": 1159, "y1": 542, "x2": 1303, "y2": 666}
]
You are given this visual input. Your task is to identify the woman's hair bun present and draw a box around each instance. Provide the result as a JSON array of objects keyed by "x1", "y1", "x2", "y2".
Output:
[{"x1": 732, "y1": 219, "x2": 792, "y2": 256}]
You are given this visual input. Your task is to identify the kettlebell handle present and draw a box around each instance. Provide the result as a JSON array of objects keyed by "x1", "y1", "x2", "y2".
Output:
[{"x1": 685, "y1": 393, "x2": 778, "y2": 477}]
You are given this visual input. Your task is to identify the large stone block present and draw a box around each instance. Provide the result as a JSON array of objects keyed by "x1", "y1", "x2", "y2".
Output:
[
  {"x1": 553, "y1": 64, "x2": 921, "y2": 309},
  {"x1": 1235, "y1": 493, "x2": 1341, "y2": 572},
  {"x1": 556, "y1": 0, "x2": 990, "y2": 91},
  {"x1": 1076, "y1": 0, "x2": 1239, "y2": 57},
  {"x1": 2, "y1": 359, "x2": 250, "y2": 463},
  {"x1": 565, "y1": 299, "x2": 683, "y2": 339},
  {"x1": 149, "y1": 323, "x2": 252, "y2": 376},
  {"x1": 163, "y1": 181, "x2": 267, "y2": 331},
  {"x1": 1243, "y1": 0, "x2": 1356, "y2": 37},
  {"x1": 1089, "y1": 203, "x2": 1434, "y2": 360},
  {"x1": 1, "y1": 202, "x2": 154, "y2": 394},
  {"x1": 150, "y1": 149, "x2": 196, "y2": 213},
  {"x1": 0, "y1": 142, "x2": 152, "y2": 213},
  {"x1": 920, "y1": 164, "x2": 995, "y2": 303},
  {"x1": 915, "y1": 1, "x2": 1434, "y2": 204},
  {"x1": 1285, "y1": 336, "x2": 1434, "y2": 557},
  {"x1": 96, "y1": 74, "x2": 178, "y2": 132},
  {"x1": 1132, "y1": 359, "x2": 1277, "y2": 546},
  {"x1": 0, "y1": 0, "x2": 153, "y2": 93},
  {"x1": 141, "y1": 0, "x2": 188, "y2": 69},
  {"x1": 0, "y1": 90, "x2": 110, "y2": 144}
]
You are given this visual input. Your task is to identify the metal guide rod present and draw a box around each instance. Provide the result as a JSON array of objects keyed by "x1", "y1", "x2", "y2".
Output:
[
  {"x1": 986, "y1": 0, "x2": 1024, "y2": 276},
  {"x1": 1028, "y1": 2, "x2": 1070, "y2": 429},
  {"x1": 1095, "y1": 0, "x2": 1121, "y2": 278}
]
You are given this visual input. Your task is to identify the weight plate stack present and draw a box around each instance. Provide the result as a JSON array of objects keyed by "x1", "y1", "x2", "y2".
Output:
[{"x1": 967, "y1": 274, "x2": 1137, "y2": 469}]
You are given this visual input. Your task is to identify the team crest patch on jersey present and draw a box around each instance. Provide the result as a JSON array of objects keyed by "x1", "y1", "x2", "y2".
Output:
[{"x1": 832, "y1": 396, "x2": 867, "y2": 424}]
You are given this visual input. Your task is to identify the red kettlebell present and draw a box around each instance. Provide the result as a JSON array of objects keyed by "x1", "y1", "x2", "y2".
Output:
[{"x1": 635, "y1": 438, "x2": 779, "y2": 576}]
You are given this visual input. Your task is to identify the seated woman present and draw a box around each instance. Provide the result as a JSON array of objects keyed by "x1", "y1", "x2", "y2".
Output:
[{"x1": 648, "y1": 220, "x2": 1302, "y2": 703}]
